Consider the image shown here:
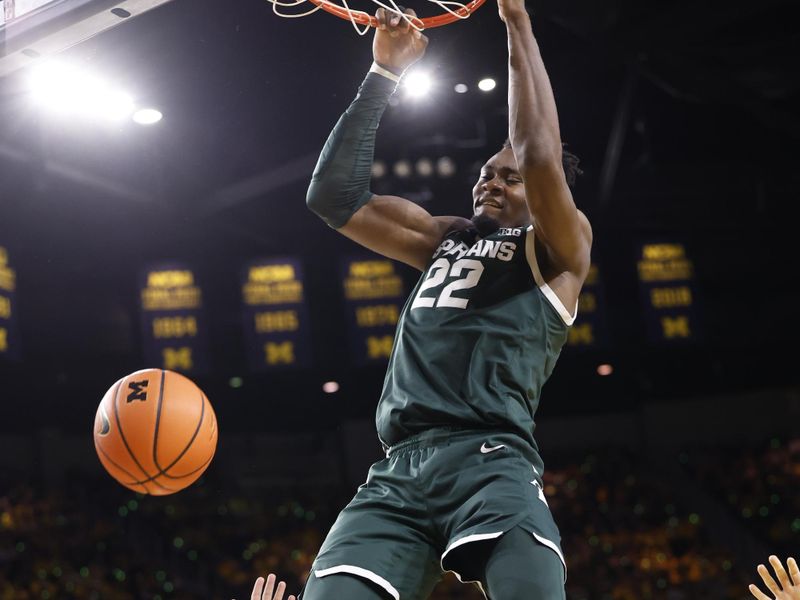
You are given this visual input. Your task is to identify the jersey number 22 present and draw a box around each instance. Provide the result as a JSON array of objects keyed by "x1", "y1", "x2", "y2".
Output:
[{"x1": 411, "y1": 258, "x2": 484, "y2": 310}]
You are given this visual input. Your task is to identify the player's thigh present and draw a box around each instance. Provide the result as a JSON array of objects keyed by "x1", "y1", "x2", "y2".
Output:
[
  {"x1": 302, "y1": 572, "x2": 391, "y2": 600},
  {"x1": 310, "y1": 459, "x2": 442, "y2": 600},
  {"x1": 482, "y1": 527, "x2": 566, "y2": 600}
]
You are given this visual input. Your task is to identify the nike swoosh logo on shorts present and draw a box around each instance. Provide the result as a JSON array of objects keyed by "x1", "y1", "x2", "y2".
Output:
[{"x1": 480, "y1": 443, "x2": 506, "y2": 454}]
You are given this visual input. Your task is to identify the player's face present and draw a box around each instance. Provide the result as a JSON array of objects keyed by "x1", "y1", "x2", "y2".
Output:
[{"x1": 472, "y1": 148, "x2": 531, "y2": 228}]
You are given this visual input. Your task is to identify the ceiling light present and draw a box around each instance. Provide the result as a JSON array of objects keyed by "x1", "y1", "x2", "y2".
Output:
[
  {"x1": 29, "y1": 61, "x2": 134, "y2": 121},
  {"x1": 404, "y1": 71, "x2": 433, "y2": 98},
  {"x1": 322, "y1": 381, "x2": 340, "y2": 394},
  {"x1": 436, "y1": 156, "x2": 456, "y2": 178},
  {"x1": 478, "y1": 78, "x2": 497, "y2": 92},
  {"x1": 597, "y1": 364, "x2": 613, "y2": 376},
  {"x1": 132, "y1": 108, "x2": 163, "y2": 125},
  {"x1": 393, "y1": 160, "x2": 412, "y2": 179},
  {"x1": 454, "y1": 83, "x2": 468, "y2": 94},
  {"x1": 371, "y1": 160, "x2": 387, "y2": 178},
  {"x1": 416, "y1": 158, "x2": 434, "y2": 177}
]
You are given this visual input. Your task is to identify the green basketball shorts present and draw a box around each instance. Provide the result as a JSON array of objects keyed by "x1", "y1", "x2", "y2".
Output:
[{"x1": 309, "y1": 428, "x2": 566, "y2": 600}]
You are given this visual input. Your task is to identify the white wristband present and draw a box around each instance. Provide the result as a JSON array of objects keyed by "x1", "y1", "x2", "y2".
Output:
[{"x1": 370, "y1": 62, "x2": 402, "y2": 83}]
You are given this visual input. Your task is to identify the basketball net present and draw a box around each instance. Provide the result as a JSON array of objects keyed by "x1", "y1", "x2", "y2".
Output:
[{"x1": 266, "y1": 0, "x2": 487, "y2": 35}]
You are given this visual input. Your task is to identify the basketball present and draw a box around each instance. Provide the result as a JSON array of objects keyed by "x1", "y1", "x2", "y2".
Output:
[{"x1": 93, "y1": 368, "x2": 218, "y2": 496}]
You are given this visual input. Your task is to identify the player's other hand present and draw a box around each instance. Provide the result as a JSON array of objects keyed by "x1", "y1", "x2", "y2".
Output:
[
  {"x1": 234, "y1": 574, "x2": 296, "y2": 600},
  {"x1": 496, "y1": 0, "x2": 527, "y2": 23},
  {"x1": 373, "y1": 8, "x2": 428, "y2": 76},
  {"x1": 749, "y1": 556, "x2": 800, "y2": 600}
]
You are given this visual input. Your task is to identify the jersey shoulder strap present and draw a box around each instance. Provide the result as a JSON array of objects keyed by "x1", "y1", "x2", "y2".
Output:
[{"x1": 524, "y1": 226, "x2": 577, "y2": 326}]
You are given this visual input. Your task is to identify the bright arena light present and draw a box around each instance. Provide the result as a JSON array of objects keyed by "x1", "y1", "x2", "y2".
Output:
[
  {"x1": 371, "y1": 160, "x2": 387, "y2": 178},
  {"x1": 132, "y1": 108, "x2": 163, "y2": 126},
  {"x1": 29, "y1": 61, "x2": 135, "y2": 121},
  {"x1": 454, "y1": 83, "x2": 468, "y2": 94},
  {"x1": 322, "y1": 381, "x2": 340, "y2": 394},
  {"x1": 436, "y1": 156, "x2": 456, "y2": 178},
  {"x1": 597, "y1": 364, "x2": 614, "y2": 376},
  {"x1": 393, "y1": 159, "x2": 412, "y2": 179},
  {"x1": 416, "y1": 158, "x2": 434, "y2": 177},
  {"x1": 478, "y1": 78, "x2": 497, "y2": 92},
  {"x1": 404, "y1": 71, "x2": 433, "y2": 98}
]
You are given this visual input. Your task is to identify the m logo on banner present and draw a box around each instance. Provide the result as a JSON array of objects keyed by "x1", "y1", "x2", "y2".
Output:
[
  {"x1": 265, "y1": 341, "x2": 295, "y2": 365},
  {"x1": 661, "y1": 316, "x2": 691, "y2": 339},
  {"x1": 163, "y1": 347, "x2": 193, "y2": 370},
  {"x1": 367, "y1": 335, "x2": 393, "y2": 359}
]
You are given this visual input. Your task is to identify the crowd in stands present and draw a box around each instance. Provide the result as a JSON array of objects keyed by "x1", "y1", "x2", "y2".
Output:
[
  {"x1": 679, "y1": 436, "x2": 800, "y2": 556},
  {"x1": 0, "y1": 438, "x2": 792, "y2": 599}
]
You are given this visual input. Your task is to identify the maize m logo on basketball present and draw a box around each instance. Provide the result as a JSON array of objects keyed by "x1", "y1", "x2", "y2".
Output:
[{"x1": 127, "y1": 380, "x2": 149, "y2": 403}]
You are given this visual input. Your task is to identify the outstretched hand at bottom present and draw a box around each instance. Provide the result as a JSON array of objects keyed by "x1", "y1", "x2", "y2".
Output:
[
  {"x1": 749, "y1": 556, "x2": 800, "y2": 600},
  {"x1": 234, "y1": 573, "x2": 296, "y2": 600}
]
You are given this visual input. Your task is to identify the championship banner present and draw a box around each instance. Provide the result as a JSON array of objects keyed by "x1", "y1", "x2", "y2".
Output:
[
  {"x1": 241, "y1": 258, "x2": 312, "y2": 371},
  {"x1": 340, "y1": 256, "x2": 405, "y2": 365},
  {"x1": 139, "y1": 264, "x2": 210, "y2": 374},
  {"x1": 565, "y1": 264, "x2": 608, "y2": 350},
  {"x1": 636, "y1": 242, "x2": 701, "y2": 343},
  {"x1": 0, "y1": 246, "x2": 19, "y2": 360}
]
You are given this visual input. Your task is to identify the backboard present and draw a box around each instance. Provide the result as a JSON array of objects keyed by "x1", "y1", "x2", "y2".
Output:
[{"x1": 0, "y1": 0, "x2": 177, "y2": 78}]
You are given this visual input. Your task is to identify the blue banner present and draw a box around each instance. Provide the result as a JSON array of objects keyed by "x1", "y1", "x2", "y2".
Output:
[
  {"x1": 0, "y1": 246, "x2": 19, "y2": 360},
  {"x1": 636, "y1": 242, "x2": 701, "y2": 343},
  {"x1": 241, "y1": 257, "x2": 312, "y2": 370},
  {"x1": 340, "y1": 257, "x2": 405, "y2": 366},
  {"x1": 139, "y1": 264, "x2": 210, "y2": 374}
]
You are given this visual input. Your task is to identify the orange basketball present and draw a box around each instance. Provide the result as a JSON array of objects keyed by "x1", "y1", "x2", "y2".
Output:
[{"x1": 93, "y1": 369, "x2": 218, "y2": 495}]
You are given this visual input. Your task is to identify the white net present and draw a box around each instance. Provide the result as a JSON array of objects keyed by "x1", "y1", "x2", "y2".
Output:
[{"x1": 266, "y1": 0, "x2": 474, "y2": 35}]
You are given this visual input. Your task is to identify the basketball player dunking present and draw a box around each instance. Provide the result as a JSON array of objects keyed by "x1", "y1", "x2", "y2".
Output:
[{"x1": 256, "y1": 0, "x2": 591, "y2": 597}]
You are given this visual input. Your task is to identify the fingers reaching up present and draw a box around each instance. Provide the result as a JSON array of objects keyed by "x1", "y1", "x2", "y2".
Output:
[
  {"x1": 243, "y1": 574, "x2": 297, "y2": 600},
  {"x1": 749, "y1": 556, "x2": 800, "y2": 600}
]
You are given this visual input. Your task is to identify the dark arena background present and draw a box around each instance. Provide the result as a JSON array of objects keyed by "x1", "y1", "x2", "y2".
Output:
[{"x1": 1, "y1": 0, "x2": 799, "y2": 598}]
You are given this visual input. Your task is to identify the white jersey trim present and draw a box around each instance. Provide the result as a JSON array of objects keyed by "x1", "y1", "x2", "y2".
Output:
[
  {"x1": 532, "y1": 531, "x2": 568, "y2": 582},
  {"x1": 440, "y1": 529, "x2": 567, "y2": 585},
  {"x1": 525, "y1": 226, "x2": 577, "y2": 326},
  {"x1": 315, "y1": 565, "x2": 400, "y2": 600},
  {"x1": 440, "y1": 531, "x2": 505, "y2": 582}
]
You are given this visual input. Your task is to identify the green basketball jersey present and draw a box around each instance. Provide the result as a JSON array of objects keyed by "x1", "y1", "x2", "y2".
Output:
[{"x1": 376, "y1": 224, "x2": 574, "y2": 453}]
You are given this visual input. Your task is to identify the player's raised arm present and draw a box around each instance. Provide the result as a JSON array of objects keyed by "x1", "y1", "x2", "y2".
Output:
[
  {"x1": 500, "y1": 0, "x2": 591, "y2": 281},
  {"x1": 306, "y1": 9, "x2": 469, "y2": 271}
]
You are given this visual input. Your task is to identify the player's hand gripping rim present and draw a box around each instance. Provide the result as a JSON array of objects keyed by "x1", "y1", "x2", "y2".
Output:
[
  {"x1": 375, "y1": 6, "x2": 423, "y2": 35},
  {"x1": 749, "y1": 556, "x2": 800, "y2": 600},
  {"x1": 372, "y1": 7, "x2": 428, "y2": 76},
  {"x1": 235, "y1": 573, "x2": 296, "y2": 600}
]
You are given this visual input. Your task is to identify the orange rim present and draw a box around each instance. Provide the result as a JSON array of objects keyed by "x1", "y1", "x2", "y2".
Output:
[{"x1": 304, "y1": 0, "x2": 487, "y2": 29}]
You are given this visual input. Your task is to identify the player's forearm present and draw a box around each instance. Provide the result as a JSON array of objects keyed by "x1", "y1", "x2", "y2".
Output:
[
  {"x1": 306, "y1": 69, "x2": 398, "y2": 229},
  {"x1": 506, "y1": 11, "x2": 562, "y2": 166}
]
